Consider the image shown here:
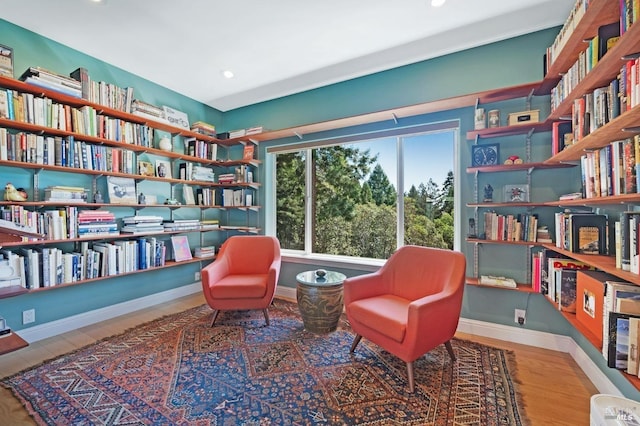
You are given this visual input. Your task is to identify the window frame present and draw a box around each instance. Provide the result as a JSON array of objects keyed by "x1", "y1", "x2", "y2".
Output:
[{"x1": 265, "y1": 120, "x2": 461, "y2": 269}]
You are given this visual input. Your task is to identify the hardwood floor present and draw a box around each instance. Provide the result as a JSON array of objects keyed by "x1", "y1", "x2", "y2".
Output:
[{"x1": 0, "y1": 292, "x2": 598, "y2": 425}]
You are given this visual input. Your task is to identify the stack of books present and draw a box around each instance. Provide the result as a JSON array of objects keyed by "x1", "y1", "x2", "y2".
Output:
[
  {"x1": 44, "y1": 186, "x2": 87, "y2": 203},
  {"x1": 120, "y1": 215, "x2": 164, "y2": 234},
  {"x1": 200, "y1": 219, "x2": 220, "y2": 230},
  {"x1": 77, "y1": 210, "x2": 118, "y2": 238},
  {"x1": 131, "y1": 100, "x2": 167, "y2": 123},
  {"x1": 20, "y1": 66, "x2": 82, "y2": 98},
  {"x1": 217, "y1": 173, "x2": 235, "y2": 184},
  {"x1": 163, "y1": 219, "x2": 200, "y2": 232},
  {"x1": 194, "y1": 245, "x2": 216, "y2": 258},
  {"x1": 190, "y1": 121, "x2": 217, "y2": 137},
  {"x1": 191, "y1": 165, "x2": 215, "y2": 182}
]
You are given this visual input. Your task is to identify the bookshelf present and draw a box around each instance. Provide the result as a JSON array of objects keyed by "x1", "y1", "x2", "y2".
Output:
[
  {"x1": 513, "y1": 0, "x2": 640, "y2": 391},
  {"x1": 0, "y1": 73, "x2": 261, "y2": 305}
]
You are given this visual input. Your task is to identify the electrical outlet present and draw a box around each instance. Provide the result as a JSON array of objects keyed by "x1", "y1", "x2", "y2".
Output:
[
  {"x1": 23, "y1": 309, "x2": 35, "y2": 325},
  {"x1": 194, "y1": 271, "x2": 201, "y2": 282},
  {"x1": 514, "y1": 309, "x2": 526, "y2": 325}
]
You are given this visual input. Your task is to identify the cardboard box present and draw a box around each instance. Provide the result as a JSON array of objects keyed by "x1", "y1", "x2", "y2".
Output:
[{"x1": 507, "y1": 109, "x2": 540, "y2": 126}]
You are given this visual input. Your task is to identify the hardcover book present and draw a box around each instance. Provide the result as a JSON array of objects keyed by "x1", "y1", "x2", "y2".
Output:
[
  {"x1": 569, "y1": 213, "x2": 607, "y2": 255},
  {"x1": 557, "y1": 268, "x2": 578, "y2": 313},
  {"x1": 576, "y1": 271, "x2": 618, "y2": 345}
]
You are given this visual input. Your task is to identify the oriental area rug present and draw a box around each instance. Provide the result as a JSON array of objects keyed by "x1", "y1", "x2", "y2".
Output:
[{"x1": 2, "y1": 300, "x2": 528, "y2": 425}]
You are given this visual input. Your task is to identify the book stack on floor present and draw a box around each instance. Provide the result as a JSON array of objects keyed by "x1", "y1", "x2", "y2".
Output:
[
  {"x1": 120, "y1": 215, "x2": 164, "y2": 234},
  {"x1": 20, "y1": 66, "x2": 82, "y2": 98},
  {"x1": 77, "y1": 210, "x2": 118, "y2": 238}
]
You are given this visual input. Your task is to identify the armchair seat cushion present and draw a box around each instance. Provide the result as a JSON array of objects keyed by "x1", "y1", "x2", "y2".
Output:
[
  {"x1": 348, "y1": 294, "x2": 409, "y2": 343},
  {"x1": 209, "y1": 274, "x2": 269, "y2": 299}
]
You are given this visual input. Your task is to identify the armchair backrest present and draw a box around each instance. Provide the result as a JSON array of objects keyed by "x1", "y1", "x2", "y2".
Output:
[
  {"x1": 381, "y1": 245, "x2": 465, "y2": 301},
  {"x1": 218, "y1": 235, "x2": 281, "y2": 276}
]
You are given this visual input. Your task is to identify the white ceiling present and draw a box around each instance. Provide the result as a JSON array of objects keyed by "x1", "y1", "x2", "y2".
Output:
[{"x1": 2, "y1": 0, "x2": 574, "y2": 112}]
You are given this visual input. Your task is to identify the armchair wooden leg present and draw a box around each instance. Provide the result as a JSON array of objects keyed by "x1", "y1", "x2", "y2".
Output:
[
  {"x1": 210, "y1": 310, "x2": 220, "y2": 327},
  {"x1": 444, "y1": 340, "x2": 456, "y2": 361},
  {"x1": 406, "y1": 361, "x2": 415, "y2": 393},
  {"x1": 263, "y1": 309, "x2": 270, "y2": 326},
  {"x1": 350, "y1": 335, "x2": 362, "y2": 353}
]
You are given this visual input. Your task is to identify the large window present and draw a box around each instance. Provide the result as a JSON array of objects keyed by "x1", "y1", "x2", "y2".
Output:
[{"x1": 272, "y1": 123, "x2": 457, "y2": 260}]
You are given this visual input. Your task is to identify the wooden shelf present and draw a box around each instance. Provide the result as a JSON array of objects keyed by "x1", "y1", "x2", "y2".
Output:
[
  {"x1": 547, "y1": 193, "x2": 640, "y2": 207},
  {"x1": 542, "y1": 14, "x2": 640, "y2": 117},
  {"x1": 545, "y1": 104, "x2": 640, "y2": 163},
  {"x1": 540, "y1": 244, "x2": 640, "y2": 287},
  {"x1": 0, "y1": 332, "x2": 29, "y2": 355},
  {"x1": 466, "y1": 277, "x2": 536, "y2": 293},
  {"x1": 537, "y1": 0, "x2": 621, "y2": 95},
  {"x1": 542, "y1": 293, "x2": 640, "y2": 391},
  {"x1": 466, "y1": 120, "x2": 553, "y2": 140},
  {"x1": 0, "y1": 286, "x2": 29, "y2": 299},
  {"x1": 466, "y1": 238, "x2": 541, "y2": 245},
  {"x1": 0, "y1": 75, "x2": 241, "y2": 147},
  {"x1": 466, "y1": 162, "x2": 576, "y2": 174},
  {"x1": 243, "y1": 82, "x2": 542, "y2": 143},
  {"x1": 466, "y1": 202, "x2": 551, "y2": 208}
]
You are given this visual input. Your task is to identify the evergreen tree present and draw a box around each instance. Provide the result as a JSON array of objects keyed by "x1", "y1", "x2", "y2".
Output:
[{"x1": 367, "y1": 164, "x2": 397, "y2": 206}]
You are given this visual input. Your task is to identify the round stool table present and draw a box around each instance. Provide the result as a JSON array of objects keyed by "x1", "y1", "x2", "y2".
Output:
[{"x1": 296, "y1": 270, "x2": 347, "y2": 333}]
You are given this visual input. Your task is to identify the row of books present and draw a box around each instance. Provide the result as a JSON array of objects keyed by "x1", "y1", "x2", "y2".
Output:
[
  {"x1": 69, "y1": 67, "x2": 134, "y2": 113},
  {"x1": 0, "y1": 130, "x2": 137, "y2": 173},
  {"x1": 0, "y1": 237, "x2": 167, "y2": 289},
  {"x1": 554, "y1": 211, "x2": 608, "y2": 255},
  {"x1": 544, "y1": 0, "x2": 589, "y2": 69},
  {"x1": 222, "y1": 188, "x2": 254, "y2": 207},
  {"x1": 479, "y1": 211, "x2": 540, "y2": 242},
  {"x1": 0, "y1": 89, "x2": 155, "y2": 145},
  {"x1": 185, "y1": 137, "x2": 217, "y2": 161},
  {"x1": 579, "y1": 136, "x2": 640, "y2": 199}
]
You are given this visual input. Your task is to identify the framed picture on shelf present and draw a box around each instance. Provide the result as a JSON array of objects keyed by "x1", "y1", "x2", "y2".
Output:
[
  {"x1": 138, "y1": 160, "x2": 155, "y2": 177},
  {"x1": 155, "y1": 160, "x2": 172, "y2": 178},
  {"x1": 243, "y1": 144, "x2": 255, "y2": 160},
  {"x1": 106, "y1": 176, "x2": 137, "y2": 204},
  {"x1": 504, "y1": 184, "x2": 529, "y2": 202},
  {"x1": 171, "y1": 235, "x2": 192, "y2": 262}
]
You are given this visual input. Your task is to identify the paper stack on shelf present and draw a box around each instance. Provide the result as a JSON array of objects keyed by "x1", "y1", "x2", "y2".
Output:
[{"x1": 479, "y1": 275, "x2": 517, "y2": 288}]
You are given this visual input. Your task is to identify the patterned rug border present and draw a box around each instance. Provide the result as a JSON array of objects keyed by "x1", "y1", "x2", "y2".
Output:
[{"x1": 2, "y1": 299, "x2": 531, "y2": 425}]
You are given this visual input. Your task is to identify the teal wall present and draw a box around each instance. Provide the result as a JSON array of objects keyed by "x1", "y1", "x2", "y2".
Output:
[{"x1": 1, "y1": 19, "x2": 638, "y2": 399}]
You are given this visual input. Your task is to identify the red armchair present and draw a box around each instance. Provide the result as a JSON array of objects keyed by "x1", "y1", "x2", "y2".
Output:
[
  {"x1": 201, "y1": 235, "x2": 281, "y2": 326},
  {"x1": 344, "y1": 245, "x2": 466, "y2": 392}
]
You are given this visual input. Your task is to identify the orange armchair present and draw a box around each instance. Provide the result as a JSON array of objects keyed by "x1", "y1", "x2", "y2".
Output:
[
  {"x1": 344, "y1": 245, "x2": 466, "y2": 392},
  {"x1": 201, "y1": 235, "x2": 281, "y2": 326}
]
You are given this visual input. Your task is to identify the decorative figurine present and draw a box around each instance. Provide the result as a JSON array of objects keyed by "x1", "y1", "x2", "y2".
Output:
[
  {"x1": 138, "y1": 192, "x2": 146, "y2": 204},
  {"x1": 158, "y1": 136, "x2": 172, "y2": 151},
  {"x1": 4, "y1": 183, "x2": 28, "y2": 202},
  {"x1": 483, "y1": 184, "x2": 493, "y2": 202},
  {"x1": 93, "y1": 190, "x2": 104, "y2": 204}
]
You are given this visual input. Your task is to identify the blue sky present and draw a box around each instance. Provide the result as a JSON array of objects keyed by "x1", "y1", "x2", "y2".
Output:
[{"x1": 353, "y1": 131, "x2": 455, "y2": 191}]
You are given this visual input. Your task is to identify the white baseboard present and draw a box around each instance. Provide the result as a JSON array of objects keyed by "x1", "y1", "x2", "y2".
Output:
[
  {"x1": 457, "y1": 318, "x2": 622, "y2": 396},
  {"x1": 16, "y1": 284, "x2": 621, "y2": 397},
  {"x1": 18, "y1": 282, "x2": 202, "y2": 343}
]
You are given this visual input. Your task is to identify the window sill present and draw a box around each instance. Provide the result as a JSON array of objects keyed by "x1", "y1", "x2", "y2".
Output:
[{"x1": 281, "y1": 250, "x2": 383, "y2": 272}]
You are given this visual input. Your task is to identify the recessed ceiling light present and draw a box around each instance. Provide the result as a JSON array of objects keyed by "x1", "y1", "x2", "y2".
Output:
[
  {"x1": 431, "y1": 0, "x2": 446, "y2": 6},
  {"x1": 222, "y1": 70, "x2": 234, "y2": 79}
]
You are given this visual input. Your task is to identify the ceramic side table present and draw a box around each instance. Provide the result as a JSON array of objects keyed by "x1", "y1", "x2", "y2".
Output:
[{"x1": 296, "y1": 270, "x2": 347, "y2": 333}]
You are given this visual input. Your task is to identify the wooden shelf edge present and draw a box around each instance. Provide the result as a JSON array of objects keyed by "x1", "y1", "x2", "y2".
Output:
[
  {"x1": 0, "y1": 285, "x2": 29, "y2": 299},
  {"x1": 466, "y1": 238, "x2": 541, "y2": 246},
  {"x1": 0, "y1": 332, "x2": 29, "y2": 355},
  {"x1": 466, "y1": 162, "x2": 576, "y2": 174},
  {"x1": 542, "y1": 295, "x2": 640, "y2": 391}
]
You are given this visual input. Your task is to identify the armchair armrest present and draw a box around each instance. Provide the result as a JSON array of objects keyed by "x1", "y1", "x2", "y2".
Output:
[
  {"x1": 343, "y1": 269, "x2": 386, "y2": 304},
  {"x1": 201, "y1": 256, "x2": 230, "y2": 287}
]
